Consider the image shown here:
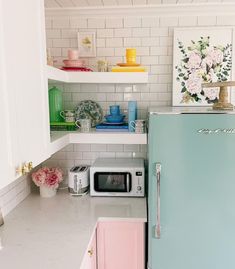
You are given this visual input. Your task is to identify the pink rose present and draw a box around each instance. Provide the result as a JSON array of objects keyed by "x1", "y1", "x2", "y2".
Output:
[
  {"x1": 45, "y1": 172, "x2": 59, "y2": 189},
  {"x1": 186, "y1": 71, "x2": 202, "y2": 95},
  {"x1": 187, "y1": 52, "x2": 201, "y2": 69},
  {"x1": 32, "y1": 169, "x2": 46, "y2": 187}
]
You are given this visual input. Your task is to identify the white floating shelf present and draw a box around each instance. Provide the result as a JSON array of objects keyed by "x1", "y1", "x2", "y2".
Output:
[
  {"x1": 47, "y1": 66, "x2": 148, "y2": 84},
  {"x1": 50, "y1": 131, "x2": 147, "y2": 155}
]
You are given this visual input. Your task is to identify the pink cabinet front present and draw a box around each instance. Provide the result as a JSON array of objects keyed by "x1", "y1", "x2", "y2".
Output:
[
  {"x1": 80, "y1": 231, "x2": 97, "y2": 269},
  {"x1": 97, "y1": 221, "x2": 145, "y2": 269}
]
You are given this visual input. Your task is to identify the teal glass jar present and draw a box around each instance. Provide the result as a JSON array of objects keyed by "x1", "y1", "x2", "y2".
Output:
[{"x1": 48, "y1": 86, "x2": 63, "y2": 122}]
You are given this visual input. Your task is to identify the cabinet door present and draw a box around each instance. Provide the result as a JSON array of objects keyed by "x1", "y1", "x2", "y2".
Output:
[
  {"x1": 97, "y1": 221, "x2": 145, "y2": 269},
  {"x1": 0, "y1": 0, "x2": 14, "y2": 189},
  {"x1": 81, "y1": 231, "x2": 97, "y2": 269},
  {"x1": 1, "y1": 0, "x2": 50, "y2": 174}
]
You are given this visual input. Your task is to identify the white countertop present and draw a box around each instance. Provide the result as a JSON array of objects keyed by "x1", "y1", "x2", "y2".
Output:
[{"x1": 0, "y1": 190, "x2": 146, "y2": 269}]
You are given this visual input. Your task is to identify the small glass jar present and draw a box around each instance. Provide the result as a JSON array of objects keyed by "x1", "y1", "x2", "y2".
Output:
[{"x1": 97, "y1": 60, "x2": 108, "y2": 72}]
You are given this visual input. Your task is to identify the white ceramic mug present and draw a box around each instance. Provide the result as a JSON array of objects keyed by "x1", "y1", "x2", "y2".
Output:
[
  {"x1": 75, "y1": 119, "x2": 91, "y2": 133},
  {"x1": 130, "y1": 120, "x2": 146, "y2": 133},
  {"x1": 60, "y1": 110, "x2": 75, "y2": 122}
]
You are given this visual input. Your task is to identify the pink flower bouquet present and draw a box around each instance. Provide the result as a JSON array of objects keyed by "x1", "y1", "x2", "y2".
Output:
[{"x1": 32, "y1": 167, "x2": 63, "y2": 189}]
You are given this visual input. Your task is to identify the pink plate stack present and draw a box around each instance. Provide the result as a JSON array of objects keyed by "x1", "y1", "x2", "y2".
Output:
[{"x1": 61, "y1": 49, "x2": 92, "y2": 72}]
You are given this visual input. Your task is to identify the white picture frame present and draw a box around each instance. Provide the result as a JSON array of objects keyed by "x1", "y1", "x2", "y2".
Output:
[
  {"x1": 173, "y1": 27, "x2": 235, "y2": 107},
  {"x1": 78, "y1": 32, "x2": 96, "y2": 58}
]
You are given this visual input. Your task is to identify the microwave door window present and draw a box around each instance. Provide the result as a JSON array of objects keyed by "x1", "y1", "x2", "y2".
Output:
[{"x1": 94, "y1": 173, "x2": 130, "y2": 192}]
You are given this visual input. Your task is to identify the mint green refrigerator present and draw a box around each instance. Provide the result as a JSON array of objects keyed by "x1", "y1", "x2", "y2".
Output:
[{"x1": 148, "y1": 107, "x2": 235, "y2": 269}]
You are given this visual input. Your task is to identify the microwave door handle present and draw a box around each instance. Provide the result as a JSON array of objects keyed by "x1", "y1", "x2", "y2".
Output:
[
  {"x1": 126, "y1": 174, "x2": 131, "y2": 192},
  {"x1": 155, "y1": 163, "x2": 161, "y2": 239}
]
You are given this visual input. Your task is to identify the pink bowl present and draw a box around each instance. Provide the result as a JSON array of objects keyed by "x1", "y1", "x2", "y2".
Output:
[{"x1": 63, "y1": 59, "x2": 84, "y2": 68}]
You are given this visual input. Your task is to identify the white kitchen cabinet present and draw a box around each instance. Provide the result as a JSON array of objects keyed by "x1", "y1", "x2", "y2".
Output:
[
  {"x1": 80, "y1": 230, "x2": 97, "y2": 269},
  {"x1": 0, "y1": 1, "x2": 13, "y2": 189},
  {"x1": 0, "y1": 0, "x2": 50, "y2": 186}
]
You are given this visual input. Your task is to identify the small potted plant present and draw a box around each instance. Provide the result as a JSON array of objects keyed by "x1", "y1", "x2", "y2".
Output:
[{"x1": 32, "y1": 167, "x2": 63, "y2": 198}]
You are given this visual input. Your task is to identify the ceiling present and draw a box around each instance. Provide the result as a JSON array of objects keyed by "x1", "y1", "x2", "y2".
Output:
[{"x1": 44, "y1": 0, "x2": 225, "y2": 8}]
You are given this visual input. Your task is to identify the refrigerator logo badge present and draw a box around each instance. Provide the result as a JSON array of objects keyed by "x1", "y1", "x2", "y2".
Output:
[{"x1": 198, "y1": 128, "x2": 235, "y2": 134}]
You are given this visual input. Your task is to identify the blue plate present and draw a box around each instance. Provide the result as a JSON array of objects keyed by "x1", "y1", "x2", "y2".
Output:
[{"x1": 105, "y1": 114, "x2": 125, "y2": 123}]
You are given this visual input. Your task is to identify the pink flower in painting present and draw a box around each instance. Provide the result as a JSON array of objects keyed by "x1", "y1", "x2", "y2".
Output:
[
  {"x1": 202, "y1": 56, "x2": 213, "y2": 69},
  {"x1": 208, "y1": 48, "x2": 223, "y2": 64},
  {"x1": 32, "y1": 169, "x2": 46, "y2": 187},
  {"x1": 187, "y1": 52, "x2": 201, "y2": 69},
  {"x1": 186, "y1": 71, "x2": 202, "y2": 95},
  {"x1": 31, "y1": 166, "x2": 63, "y2": 189}
]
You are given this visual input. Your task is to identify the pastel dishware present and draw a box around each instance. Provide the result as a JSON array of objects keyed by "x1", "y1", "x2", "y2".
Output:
[
  {"x1": 105, "y1": 114, "x2": 125, "y2": 123},
  {"x1": 110, "y1": 105, "x2": 120, "y2": 116},
  {"x1": 75, "y1": 119, "x2": 91, "y2": 133},
  {"x1": 68, "y1": 49, "x2": 79, "y2": 60},
  {"x1": 126, "y1": 48, "x2": 136, "y2": 64},
  {"x1": 60, "y1": 110, "x2": 75, "y2": 123},
  {"x1": 63, "y1": 59, "x2": 84, "y2": 68}
]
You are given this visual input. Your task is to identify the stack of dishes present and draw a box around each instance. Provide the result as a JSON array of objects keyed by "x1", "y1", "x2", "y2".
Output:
[
  {"x1": 111, "y1": 48, "x2": 146, "y2": 72},
  {"x1": 61, "y1": 49, "x2": 92, "y2": 72},
  {"x1": 96, "y1": 105, "x2": 128, "y2": 132}
]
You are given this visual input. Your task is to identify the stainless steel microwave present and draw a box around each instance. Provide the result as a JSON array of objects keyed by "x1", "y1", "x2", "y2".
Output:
[{"x1": 90, "y1": 158, "x2": 145, "y2": 197}]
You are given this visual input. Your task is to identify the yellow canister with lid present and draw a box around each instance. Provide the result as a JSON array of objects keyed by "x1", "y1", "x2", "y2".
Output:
[{"x1": 126, "y1": 48, "x2": 136, "y2": 64}]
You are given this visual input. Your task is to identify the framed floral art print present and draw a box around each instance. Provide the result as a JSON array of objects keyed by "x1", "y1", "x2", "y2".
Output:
[
  {"x1": 173, "y1": 27, "x2": 235, "y2": 106},
  {"x1": 78, "y1": 32, "x2": 96, "y2": 57}
]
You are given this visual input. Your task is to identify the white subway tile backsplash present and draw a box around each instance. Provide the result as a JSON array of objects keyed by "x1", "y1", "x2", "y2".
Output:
[
  {"x1": 0, "y1": 176, "x2": 31, "y2": 217},
  {"x1": 216, "y1": 16, "x2": 235, "y2": 25},
  {"x1": 97, "y1": 48, "x2": 115, "y2": 56},
  {"x1": 142, "y1": 17, "x2": 160, "y2": 27},
  {"x1": 150, "y1": 46, "x2": 168, "y2": 56},
  {"x1": 61, "y1": 29, "x2": 78, "y2": 38},
  {"x1": 150, "y1": 27, "x2": 169, "y2": 37},
  {"x1": 70, "y1": 18, "x2": 87, "y2": 28},
  {"x1": 53, "y1": 38, "x2": 70, "y2": 48},
  {"x1": 53, "y1": 18, "x2": 70, "y2": 29},
  {"x1": 197, "y1": 16, "x2": 217, "y2": 26},
  {"x1": 124, "y1": 17, "x2": 141, "y2": 28},
  {"x1": 160, "y1": 17, "x2": 178, "y2": 27},
  {"x1": 114, "y1": 28, "x2": 132, "y2": 37},
  {"x1": 91, "y1": 144, "x2": 107, "y2": 152},
  {"x1": 88, "y1": 18, "x2": 105, "y2": 28},
  {"x1": 179, "y1": 16, "x2": 197, "y2": 26},
  {"x1": 106, "y1": 18, "x2": 123, "y2": 28},
  {"x1": 47, "y1": 29, "x2": 61, "y2": 38},
  {"x1": 132, "y1": 28, "x2": 150, "y2": 37},
  {"x1": 141, "y1": 37, "x2": 160, "y2": 47},
  {"x1": 124, "y1": 37, "x2": 141, "y2": 47},
  {"x1": 107, "y1": 144, "x2": 124, "y2": 152},
  {"x1": 106, "y1": 38, "x2": 123, "y2": 47},
  {"x1": 97, "y1": 38, "x2": 106, "y2": 47},
  {"x1": 97, "y1": 29, "x2": 114, "y2": 38}
]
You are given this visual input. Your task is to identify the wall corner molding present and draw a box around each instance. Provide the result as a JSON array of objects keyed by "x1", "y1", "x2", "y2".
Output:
[{"x1": 45, "y1": 3, "x2": 235, "y2": 18}]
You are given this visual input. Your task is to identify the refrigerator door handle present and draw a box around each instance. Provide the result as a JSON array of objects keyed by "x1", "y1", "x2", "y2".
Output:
[{"x1": 155, "y1": 162, "x2": 161, "y2": 239}]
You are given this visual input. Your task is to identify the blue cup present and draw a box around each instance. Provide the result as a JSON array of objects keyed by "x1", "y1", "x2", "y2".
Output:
[{"x1": 110, "y1": 105, "x2": 120, "y2": 116}]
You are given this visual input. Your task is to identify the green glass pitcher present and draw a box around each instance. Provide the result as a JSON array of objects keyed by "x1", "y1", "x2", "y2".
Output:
[{"x1": 48, "y1": 86, "x2": 63, "y2": 122}]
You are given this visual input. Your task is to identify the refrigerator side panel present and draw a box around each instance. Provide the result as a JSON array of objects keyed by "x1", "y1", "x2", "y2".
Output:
[{"x1": 148, "y1": 114, "x2": 235, "y2": 269}]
